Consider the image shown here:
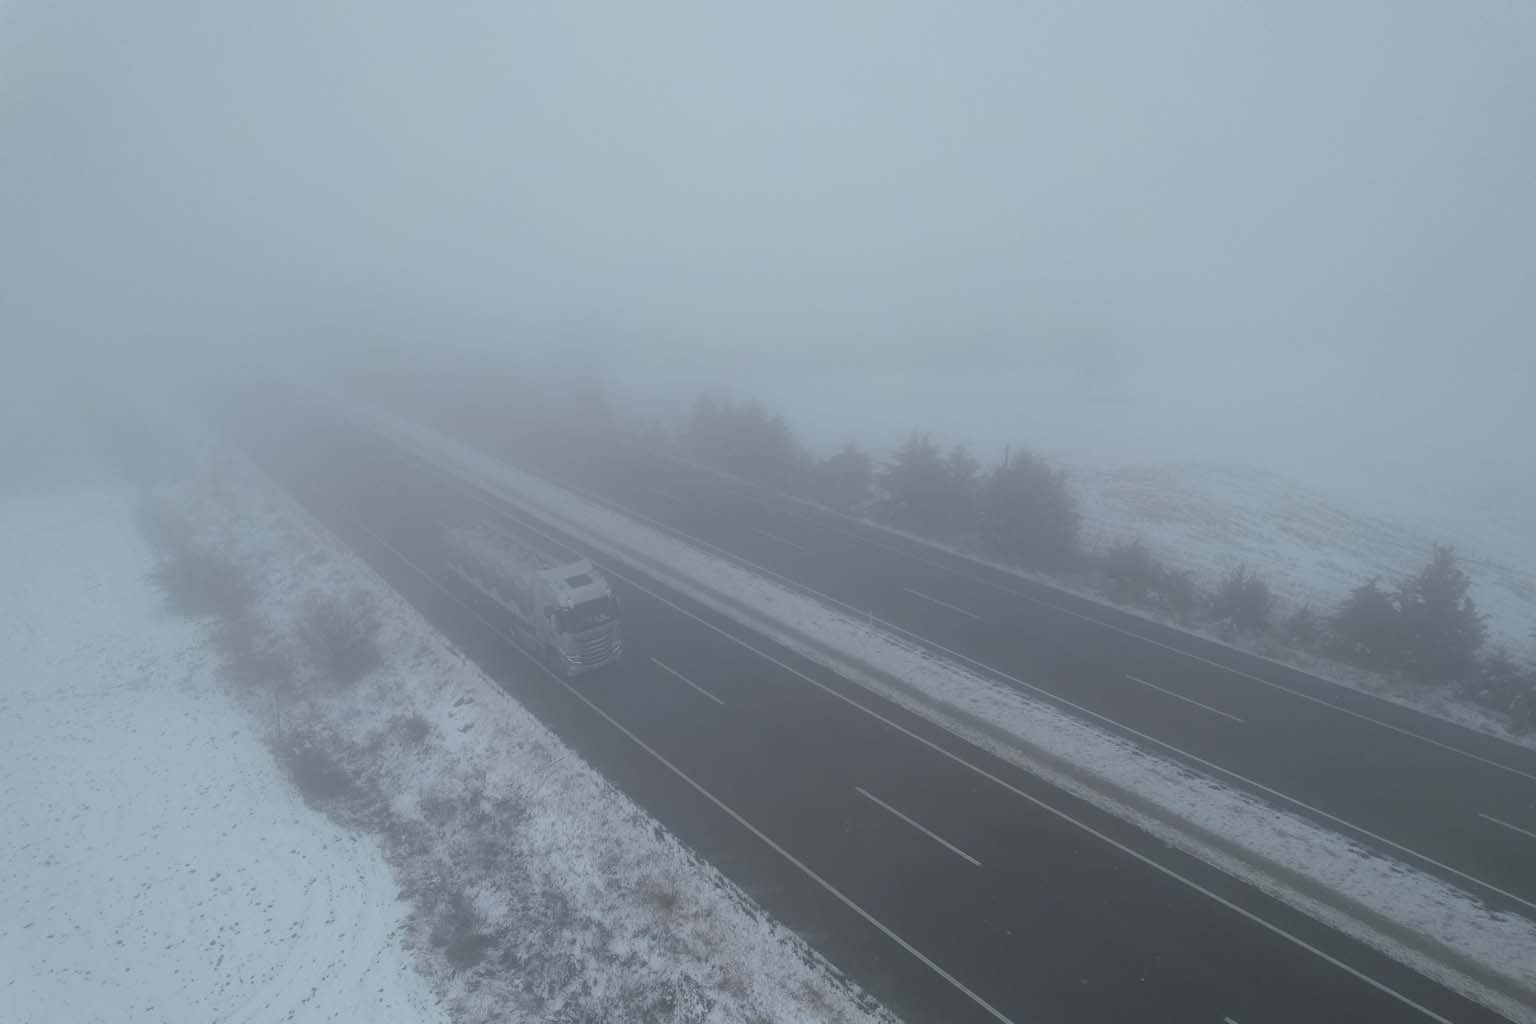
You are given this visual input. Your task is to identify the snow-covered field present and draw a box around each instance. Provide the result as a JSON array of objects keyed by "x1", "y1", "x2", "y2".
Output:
[
  {"x1": 0, "y1": 489, "x2": 446, "y2": 1024},
  {"x1": 1076, "y1": 459, "x2": 1536, "y2": 658},
  {"x1": 361, "y1": 404, "x2": 1536, "y2": 1023}
]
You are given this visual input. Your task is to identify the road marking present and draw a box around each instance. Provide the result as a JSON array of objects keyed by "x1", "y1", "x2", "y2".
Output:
[
  {"x1": 1124, "y1": 675, "x2": 1245, "y2": 724},
  {"x1": 434, "y1": 425, "x2": 1536, "y2": 787},
  {"x1": 393, "y1": 499, "x2": 1462, "y2": 1024},
  {"x1": 634, "y1": 481, "x2": 683, "y2": 503},
  {"x1": 750, "y1": 526, "x2": 809, "y2": 552},
  {"x1": 390, "y1": 429, "x2": 1536, "y2": 914},
  {"x1": 769, "y1": 505, "x2": 1536, "y2": 786},
  {"x1": 378, "y1": 433, "x2": 1536, "y2": 918},
  {"x1": 347, "y1": 519, "x2": 1021, "y2": 1024},
  {"x1": 1223, "y1": 1017, "x2": 1241, "y2": 1023},
  {"x1": 651, "y1": 657, "x2": 726, "y2": 706},
  {"x1": 1480, "y1": 813, "x2": 1536, "y2": 843},
  {"x1": 902, "y1": 587, "x2": 985, "y2": 622},
  {"x1": 856, "y1": 786, "x2": 982, "y2": 866}
]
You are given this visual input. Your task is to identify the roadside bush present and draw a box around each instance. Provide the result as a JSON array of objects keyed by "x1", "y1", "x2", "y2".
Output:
[
  {"x1": 1210, "y1": 565, "x2": 1273, "y2": 631},
  {"x1": 431, "y1": 891, "x2": 496, "y2": 973},
  {"x1": 136, "y1": 496, "x2": 195, "y2": 557},
  {"x1": 1463, "y1": 647, "x2": 1536, "y2": 719},
  {"x1": 1156, "y1": 567, "x2": 1201, "y2": 618},
  {"x1": 152, "y1": 543, "x2": 255, "y2": 619},
  {"x1": 213, "y1": 611, "x2": 294, "y2": 689},
  {"x1": 297, "y1": 589, "x2": 382, "y2": 686},
  {"x1": 1103, "y1": 539, "x2": 1160, "y2": 604},
  {"x1": 397, "y1": 713, "x2": 432, "y2": 746},
  {"x1": 278, "y1": 731, "x2": 363, "y2": 809},
  {"x1": 1282, "y1": 604, "x2": 1323, "y2": 650}
]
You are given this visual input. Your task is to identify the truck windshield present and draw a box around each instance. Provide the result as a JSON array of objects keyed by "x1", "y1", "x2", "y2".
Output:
[{"x1": 560, "y1": 596, "x2": 614, "y2": 632}]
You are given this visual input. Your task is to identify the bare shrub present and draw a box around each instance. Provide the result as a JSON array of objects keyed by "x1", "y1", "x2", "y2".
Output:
[
  {"x1": 277, "y1": 730, "x2": 363, "y2": 810},
  {"x1": 1210, "y1": 565, "x2": 1274, "y2": 631},
  {"x1": 152, "y1": 543, "x2": 255, "y2": 619},
  {"x1": 1156, "y1": 566, "x2": 1200, "y2": 617},
  {"x1": 297, "y1": 589, "x2": 381, "y2": 686},
  {"x1": 639, "y1": 877, "x2": 682, "y2": 919},
  {"x1": 431, "y1": 891, "x2": 496, "y2": 973},
  {"x1": 1102, "y1": 539, "x2": 1159, "y2": 604},
  {"x1": 1283, "y1": 604, "x2": 1323, "y2": 650},
  {"x1": 397, "y1": 713, "x2": 432, "y2": 746},
  {"x1": 135, "y1": 496, "x2": 196, "y2": 557},
  {"x1": 214, "y1": 613, "x2": 295, "y2": 691}
]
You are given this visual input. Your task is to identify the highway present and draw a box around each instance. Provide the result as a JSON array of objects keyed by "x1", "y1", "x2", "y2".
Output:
[
  {"x1": 237, "y1": 402, "x2": 1525, "y2": 1024},
  {"x1": 466, "y1": 422, "x2": 1536, "y2": 919}
]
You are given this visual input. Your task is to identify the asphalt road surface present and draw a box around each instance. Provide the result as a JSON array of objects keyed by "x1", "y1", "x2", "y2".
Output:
[
  {"x1": 477, "y1": 420, "x2": 1536, "y2": 918},
  {"x1": 235, "y1": 402, "x2": 1526, "y2": 1024}
]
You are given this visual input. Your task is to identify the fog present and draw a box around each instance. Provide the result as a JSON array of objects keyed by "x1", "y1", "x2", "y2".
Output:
[{"x1": 4, "y1": 0, "x2": 1533, "y2": 514}]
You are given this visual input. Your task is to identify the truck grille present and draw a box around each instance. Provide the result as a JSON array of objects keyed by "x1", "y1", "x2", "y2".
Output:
[{"x1": 576, "y1": 629, "x2": 615, "y2": 666}]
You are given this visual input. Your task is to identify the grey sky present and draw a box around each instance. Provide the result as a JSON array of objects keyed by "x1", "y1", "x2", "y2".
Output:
[{"x1": 3, "y1": 1, "x2": 1533, "y2": 505}]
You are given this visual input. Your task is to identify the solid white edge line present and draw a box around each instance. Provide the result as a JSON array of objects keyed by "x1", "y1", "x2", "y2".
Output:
[
  {"x1": 1124, "y1": 674, "x2": 1245, "y2": 724},
  {"x1": 750, "y1": 526, "x2": 810, "y2": 552},
  {"x1": 433, "y1": 500, "x2": 1459, "y2": 1024},
  {"x1": 525, "y1": 427, "x2": 1536, "y2": 786},
  {"x1": 783, "y1": 505, "x2": 1536, "y2": 786},
  {"x1": 1479, "y1": 813, "x2": 1536, "y2": 843},
  {"x1": 381, "y1": 423, "x2": 1536, "y2": 918},
  {"x1": 651, "y1": 657, "x2": 727, "y2": 706},
  {"x1": 901, "y1": 587, "x2": 986, "y2": 622},
  {"x1": 348, "y1": 519, "x2": 1020, "y2": 1024},
  {"x1": 855, "y1": 786, "x2": 983, "y2": 867}
]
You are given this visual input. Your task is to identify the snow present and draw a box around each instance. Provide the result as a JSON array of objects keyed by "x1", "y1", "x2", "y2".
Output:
[
  {"x1": 0, "y1": 489, "x2": 446, "y2": 1024},
  {"x1": 161, "y1": 454, "x2": 896, "y2": 1024},
  {"x1": 358, "y1": 404, "x2": 1536, "y2": 1023},
  {"x1": 1075, "y1": 459, "x2": 1536, "y2": 660}
]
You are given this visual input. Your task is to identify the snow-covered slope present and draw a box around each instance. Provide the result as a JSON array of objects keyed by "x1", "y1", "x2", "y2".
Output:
[
  {"x1": 0, "y1": 489, "x2": 445, "y2": 1024},
  {"x1": 1076, "y1": 460, "x2": 1536, "y2": 656}
]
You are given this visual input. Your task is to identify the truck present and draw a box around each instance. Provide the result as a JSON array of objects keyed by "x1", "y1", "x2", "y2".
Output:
[{"x1": 445, "y1": 525, "x2": 622, "y2": 677}]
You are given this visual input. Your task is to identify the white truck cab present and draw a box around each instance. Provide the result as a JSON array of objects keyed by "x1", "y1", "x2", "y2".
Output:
[
  {"x1": 531, "y1": 558, "x2": 622, "y2": 677},
  {"x1": 445, "y1": 527, "x2": 622, "y2": 677}
]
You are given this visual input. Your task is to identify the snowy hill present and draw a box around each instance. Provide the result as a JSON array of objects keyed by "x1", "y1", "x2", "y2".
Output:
[{"x1": 1075, "y1": 460, "x2": 1536, "y2": 657}]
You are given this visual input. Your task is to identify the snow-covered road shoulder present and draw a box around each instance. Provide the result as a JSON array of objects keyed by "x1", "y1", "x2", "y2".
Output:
[{"x1": 0, "y1": 489, "x2": 445, "y2": 1024}]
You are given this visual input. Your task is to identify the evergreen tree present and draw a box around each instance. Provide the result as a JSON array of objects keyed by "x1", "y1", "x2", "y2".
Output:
[
  {"x1": 811, "y1": 442, "x2": 873, "y2": 512},
  {"x1": 1331, "y1": 578, "x2": 1403, "y2": 669},
  {"x1": 979, "y1": 450, "x2": 1080, "y2": 567},
  {"x1": 879, "y1": 434, "x2": 954, "y2": 534},
  {"x1": 681, "y1": 396, "x2": 806, "y2": 491},
  {"x1": 943, "y1": 444, "x2": 982, "y2": 533},
  {"x1": 1396, "y1": 545, "x2": 1486, "y2": 684}
]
